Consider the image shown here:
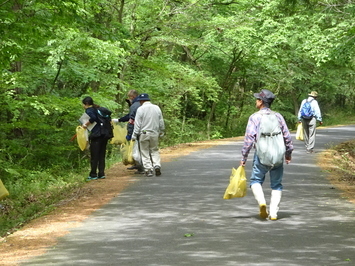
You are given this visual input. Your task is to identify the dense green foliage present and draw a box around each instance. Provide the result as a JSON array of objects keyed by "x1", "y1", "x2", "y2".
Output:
[{"x1": 1, "y1": 0, "x2": 355, "y2": 235}]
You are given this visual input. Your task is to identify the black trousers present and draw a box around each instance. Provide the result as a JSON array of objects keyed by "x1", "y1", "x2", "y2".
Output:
[{"x1": 89, "y1": 137, "x2": 108, "y2": 178}]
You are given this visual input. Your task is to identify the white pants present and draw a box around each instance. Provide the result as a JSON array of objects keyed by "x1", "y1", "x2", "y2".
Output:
[{"x1": 138, "y1": 132, "x2": 161, "y2": 171}]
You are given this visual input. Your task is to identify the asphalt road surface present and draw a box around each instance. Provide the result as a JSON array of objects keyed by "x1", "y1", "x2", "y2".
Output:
[{"x1": 23, "y1": 125, "x2": 355, "y2": 266}]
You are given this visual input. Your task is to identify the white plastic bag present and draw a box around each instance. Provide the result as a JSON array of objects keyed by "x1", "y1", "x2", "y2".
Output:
[{"x1": 132, "y1": 141, "x2": 141, "y2": 163}]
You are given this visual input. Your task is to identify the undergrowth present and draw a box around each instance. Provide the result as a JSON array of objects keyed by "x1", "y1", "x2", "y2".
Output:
[
  {"x1": 329, "y1": 140, "x2": 355, "y2": 185},
  {"x1": 0, "y1": 145, "x2": 122, "y2": 237}
]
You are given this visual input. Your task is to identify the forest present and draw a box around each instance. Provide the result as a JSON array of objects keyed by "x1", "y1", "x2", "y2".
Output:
[{"x1": 0, "y1": 0, "x2": 354, "y2": 234}]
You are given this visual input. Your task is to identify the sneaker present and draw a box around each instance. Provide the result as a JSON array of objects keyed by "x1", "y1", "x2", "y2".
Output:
[
  {"x1": 127, "y1": 165, "x2": 139, "y2": 170},
  {"x1": 98, "y1": 176, "x2": 106, "y2": 179},
  {"x1": 259, "y1": 204, "x2": 268, "y2": 219},
  {"x1": 154, "y1": 166, "x2": 161, "y2": 176},
  {"x1": 86, "y1": 176, "x2": 98, "y2": 181},
  {"x1": 145, "y1": 170, "x2": 153, "y2": 177},
  {"x1": 269, "y1": 216, "x2": 278, "y2": 221}
]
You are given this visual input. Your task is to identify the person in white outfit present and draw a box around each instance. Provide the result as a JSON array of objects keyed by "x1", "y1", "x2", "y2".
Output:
[
  {"x1": 132, "y1": 93, "x2": 165, "y2": 177},
  {"x1": 297, "y1": 91, "x2": 323, "y2": 153}
]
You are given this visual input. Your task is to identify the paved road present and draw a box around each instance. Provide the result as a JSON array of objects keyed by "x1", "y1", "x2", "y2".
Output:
[{"x1": 23, "y1": 125, "x2": 355, "y2": 266}]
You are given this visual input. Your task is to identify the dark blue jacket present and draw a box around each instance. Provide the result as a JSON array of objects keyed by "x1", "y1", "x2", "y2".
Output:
[
  {"x1": 119, "y1": 97, "x2": 141, "y2": 136},
  {"x1": 85, "y1": 107, "x2": 101, "y2": 138}
]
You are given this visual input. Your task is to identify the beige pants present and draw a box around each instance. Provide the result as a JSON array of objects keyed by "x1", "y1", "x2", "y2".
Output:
[
  {"x1": 138, "y1": 132, "x2": 161, "y2": 171},
  {"x1": 302, "y1": 117, "x2": 317, "y2": 150}
]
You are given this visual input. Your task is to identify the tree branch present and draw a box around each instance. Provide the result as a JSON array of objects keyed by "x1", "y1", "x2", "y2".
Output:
[{"x1": 0, "y1": 0, "x2": 11, "y2": 7}]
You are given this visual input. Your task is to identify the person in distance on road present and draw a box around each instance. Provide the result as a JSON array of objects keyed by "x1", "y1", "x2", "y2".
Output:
[{"x1": 297, "y1": 91, "x2": 323, "y2": 154}]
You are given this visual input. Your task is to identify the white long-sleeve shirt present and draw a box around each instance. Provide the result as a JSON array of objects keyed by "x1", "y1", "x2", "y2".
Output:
[
  {"x1": 132, "y1": 101, "x2": 165, "y2": 138},
  {"x1": 298, "y1": 96, "x2": 322, "y2": 121}
]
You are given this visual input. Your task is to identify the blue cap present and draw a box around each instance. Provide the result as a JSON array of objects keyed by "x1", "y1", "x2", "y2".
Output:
[{"x1": 137, "y1": 93, "x2": 150, "y2": 101}]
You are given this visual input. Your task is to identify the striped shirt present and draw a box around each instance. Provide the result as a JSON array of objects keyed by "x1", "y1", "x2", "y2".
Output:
[{"x1": 241, "y1": 108, "x2": 293, "y2": 162}]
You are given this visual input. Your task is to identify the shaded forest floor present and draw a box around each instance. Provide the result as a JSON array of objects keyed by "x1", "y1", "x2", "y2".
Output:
[{"x1": 0, "y1": 137, "x2": 354, "y2": 265}]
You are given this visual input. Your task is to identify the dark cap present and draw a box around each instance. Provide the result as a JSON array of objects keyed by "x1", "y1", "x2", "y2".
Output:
[
  {"x1": 254, "y1": 89, "x2": 275, "y2": 103},
  {"x1": 137, "y1": 93, "x2": 150, "y2": 101}
]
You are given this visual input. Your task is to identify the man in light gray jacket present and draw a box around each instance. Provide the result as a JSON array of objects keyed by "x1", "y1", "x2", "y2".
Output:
[
  {"x1": 132, "y1": 93, "x2": 165, "y2": 177},
  {"x1": 298, "y1": 91, "x2": 323, "y2": 153}
]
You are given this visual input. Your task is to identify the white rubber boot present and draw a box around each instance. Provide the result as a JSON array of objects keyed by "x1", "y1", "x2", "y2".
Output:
[
  {"x1": 251, "y1": 183, "x2": 268, "y2": 219},
  {"x1": 269, "y1": 190, "x2": 282, "y2": 220}
]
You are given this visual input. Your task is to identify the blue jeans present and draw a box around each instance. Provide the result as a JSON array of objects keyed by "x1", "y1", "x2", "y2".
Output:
[{"x1": 250, "y1": 153, "x2": 283, "y2": 191}]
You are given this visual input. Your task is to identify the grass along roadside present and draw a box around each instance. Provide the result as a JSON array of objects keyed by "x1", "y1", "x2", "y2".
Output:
[
  {"x1": 0, "y1": 145, "x2": 122, "y2": 238},
  {"x1": 318, "y1": 139, "x2": 355, "y2": 204}
]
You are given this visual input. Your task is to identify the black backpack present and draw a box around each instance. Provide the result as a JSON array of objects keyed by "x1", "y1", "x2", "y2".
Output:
[{"x1": 91, "y1": 107, "x2": 114, "y2": 139}]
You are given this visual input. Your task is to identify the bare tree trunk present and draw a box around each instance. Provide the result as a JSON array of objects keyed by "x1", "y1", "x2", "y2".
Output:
[
  {"x1": 50, "y1": 60, "x2": 63, "y2": 93},
  {"x1": 182, "y1": 93, "x2": 187, "y2": 133},
  {"x1": 118, "y1": 0, "x2": 124, "y2": 24},
  {"x1": 207, "y1": 101, "x2": 217, "y2": 140},
  {"x1": 293, "y1": 95, "x2": 300, "y2": 116}
]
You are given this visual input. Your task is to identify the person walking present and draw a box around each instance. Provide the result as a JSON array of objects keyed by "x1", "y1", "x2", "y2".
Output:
[
  {"x1": 298, "y1": 91, "x2": 323, "y2": 153},
  {"x1": 240, "y1": 89, "x2": 293, "y2": 220},
  {"x1": 81, "y1": 96, "x2": 109, "y2": 181},
  {"x1": 113, "y1": 90, "x2": 144, "y2": 173},
  {"x1": 132, "y1": 93, "x2": 165, "y2": 177}
]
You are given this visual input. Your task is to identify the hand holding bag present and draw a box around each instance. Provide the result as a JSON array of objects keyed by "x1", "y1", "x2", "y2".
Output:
[
  {"x1": 223, "y1": 166, "x2": 247, "y2": 199},
  {"x1": 296, "y1": 123, "x2": 304, "y2": 141},
  {"x1": 110, "y1": 123, "x2": 127, "y2": 145}
]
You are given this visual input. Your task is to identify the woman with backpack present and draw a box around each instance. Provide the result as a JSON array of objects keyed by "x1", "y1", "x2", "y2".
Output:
[
  {"x1": 81, "y1": 96, "x2": 111, "y2": 181},
  {"x1": 240, "y1": 89, "x2": 294, "y2": 220},
  {"x1": 297, "y1": 91, "x2": 323, "y2": 153}
]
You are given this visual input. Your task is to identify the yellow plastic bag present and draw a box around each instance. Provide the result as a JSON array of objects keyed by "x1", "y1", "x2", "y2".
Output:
[
  {"x1": 110, "y1": 123, "x2": 127, "y2": 145},
  {"x1": 296, "y1": 123, "x2": 304, "y2": 141},
  {"x1": 120, "y1": 141, "x2": 134, "y2": 165},
  {"x1": 76, "y1": 126, "x2": 88, "y2": 151},
  {"x1": 223, "y1": 166, "x2": 247, "y2": 199},
  {"x1": 0, "y1": 179, "x2": 9, "y2": 200}
]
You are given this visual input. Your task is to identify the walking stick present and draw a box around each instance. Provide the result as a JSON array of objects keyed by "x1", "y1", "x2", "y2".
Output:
[{"x1": 137, "y1": 134, "x2": 144, "y2": 167}]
